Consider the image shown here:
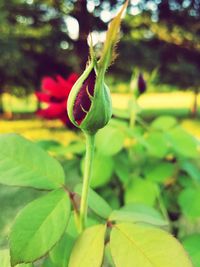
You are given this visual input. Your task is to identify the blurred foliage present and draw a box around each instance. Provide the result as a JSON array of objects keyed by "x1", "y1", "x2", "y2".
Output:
[
  {"x1": 0, "y1": 0, "x2": 200, "y2": 97},
  {"x1": 0, "y1": 0, "x2": 114, "y2": 94},
  {"x1": 46, "y1": 116, "x2": 200, "y2": 265},
  {"x1": 0, "y1": 0, "x2": 75, "y2": 94},
  {"x1": 1, "y1": 113, "x2": 200, "y2": 264},
  {"x1": 0, "y1": 91, "x2": 200, "y2": 264},
  {"x1": 115, "y1": 0, "x2": 200, "y2": 91}
]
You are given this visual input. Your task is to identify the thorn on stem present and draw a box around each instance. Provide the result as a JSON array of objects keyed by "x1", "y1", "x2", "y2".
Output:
[{"x1": 107, "y1": 220, "x2": 114, "y2": 228}]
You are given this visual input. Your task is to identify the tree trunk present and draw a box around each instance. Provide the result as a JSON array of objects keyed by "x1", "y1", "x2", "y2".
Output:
[
  {"x1": 73, "y1": 0, "x2": 91, "y2": 71},
  {"x1": 191, "y1": 87, "x2": 199, "y2": 118},
  {"x1": 0, "y1": 95, "x2": 3, "y2": 114},
  {"x1": 0, "y1": 89, "x2": 4, "y2": 114}
]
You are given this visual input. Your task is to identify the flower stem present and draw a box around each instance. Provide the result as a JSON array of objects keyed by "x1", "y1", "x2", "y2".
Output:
[{"x1": 79, "y1": 133, "x2": 95, "y2": 232}]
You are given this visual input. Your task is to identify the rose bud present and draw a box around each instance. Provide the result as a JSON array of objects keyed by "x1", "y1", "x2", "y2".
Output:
[
  {"x1": 67, "y1": 61, "x2": 112, "y2": 135},
  {"x1": 67, "y1": 0, "x2": 128, "y2": 135},
  {"x1": 138, "y1": 73, "x2": 146, "y2": 95}
]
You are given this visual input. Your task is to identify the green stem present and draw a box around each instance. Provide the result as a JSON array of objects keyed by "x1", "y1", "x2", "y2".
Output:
[
  {"x1": 79, "y1": 133, "x2": 95, "y2": 232},
  {"x1": 129, "y1": 96, "x2": 138, "y2": 129}
]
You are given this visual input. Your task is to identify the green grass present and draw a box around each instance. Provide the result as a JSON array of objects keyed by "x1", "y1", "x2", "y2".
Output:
[
  {"x1": 2, "y1": 93, "x2": 37, "y2": 113},
  {"x1": 2, "y1": 91, "x2": 200, "y2": 113},
  {"x1": 0, "y1": 119, "x2": 78, "y2": 145},
  {"x1": 1, "y1": 91, "x2": 200, "y2": 139},
  {"x1": 112, "y1": 91, "x2": 200, "y2": 138},
  {"x1": 112, "y1": 91, "x2": 200, "y2": 117}
]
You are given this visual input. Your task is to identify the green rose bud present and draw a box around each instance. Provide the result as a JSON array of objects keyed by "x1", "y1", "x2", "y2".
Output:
[
  {"x1": 67, "y1": 60, "x2": 112, "y2": 135},
  {"x1": 67, "y1": 0, "x2": 128, "y2": 135}
]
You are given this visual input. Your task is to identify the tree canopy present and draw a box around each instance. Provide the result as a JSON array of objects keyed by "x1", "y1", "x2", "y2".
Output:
[{"x1": 0, "y1": 0, "x2": 199, "y2": 95}]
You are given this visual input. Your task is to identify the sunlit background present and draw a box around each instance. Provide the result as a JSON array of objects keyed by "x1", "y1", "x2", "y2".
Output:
[{"x1": 0, "y1": 0, "x2": 199, "y2": 136}]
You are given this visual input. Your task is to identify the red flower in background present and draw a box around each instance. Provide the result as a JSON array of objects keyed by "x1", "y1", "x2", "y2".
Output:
[{"x1": 35, "y1": 73, "x2": 78, "y2": 127}]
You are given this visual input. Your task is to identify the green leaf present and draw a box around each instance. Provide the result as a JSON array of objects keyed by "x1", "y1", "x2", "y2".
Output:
[
  {"x1": 109, "y1": 118, "x2": 129, "y2": 128},
  {"x1": 151, "y1": 116, "x2": 177, "y2": 130},
  {"x1": 178, "y1": 188, "x2": 200, "y2": 219},
  {"x1": 182, "y1": 234, "x2": 200, "y2": 267},
  {"x1": 110, "y1": 223, "x2": 192, "y2": 267},
  {"x1": 19, "y1": 262, "x2": 33, "y2": 266},
  {"x1": 109, "y1": 210, "x2": 168, "y2": 227},
  {"x1": 0, "y1": 249, "x2": 33, "y2": 267},
  {"x1": 74, "y1": 183, "x2": 112, "y2": 219},
  {"x1": 178, "y1": 174, "x2": 194, "y2": 188},
  {"x1": 180, "y1": 160, "x2": 200, "y2": 181},
  {"x1": 145, "y1": 132, "x2": 168, "y2": 158},
  {"x1": 114, "y1": 151, "x2": 130, "y2": 185},
  {"x1": 121, "y1": 203, "x2": 167, "y2": 223},
  {"x1": 42, "y1": 257, "x2": 55, "y2": 267},
  {"x1": 65, "y1": 212, "x2": 79, "y2": 239},
  {"x1": 49, "y1": 233, "x2": 75, "y2": 267},
  {"x1": 0, "y1": 134, "x2": 65, "y2": 190},
  {"x1": 112, "y1": 108, "x2": 129, "y2": 120},
  {"x1": 167, "y1": 126, "x2": 199, "y2": 158},
  {"x1": 99, "y1": 0, "x2": 128, "y2": 72},
  {"x1": 37, "y1": 140, "x2": 61, "y2": 151},
  {"x1": 144, "y1": 162, "x2": 175, "y2": 184},
  {"x1": 125, "y1": 178, "x2": 159, "y2": 206},
  {"x1": 65, "y1": 212, "x2": 98, "y2": 240},
  {"x1": 10, "y1": 189, "x2": 71, "y2": 266},
  {"x1": 81, "y1": 152, "x2": 114, "y2": 188},
  {"x1": 62, "y1": 159, "x2": 82, "y2": 188},
  {"x1": 51, "y1": 141, "x2": 85, "y2": 156},
  {"x1": 0, "y1": 249, "x2": 10, "y2": 267},
  {"x1": 95, "y1": 125, "x2": 125, "y2": 156},
  {"x1": 69, "y1": 224, "x2": 106, "y2": 267},
  {"x1": 49, "y1": 212, "x2": 98, "y2": 267},
  {"x1": 99, "y1": 187, "x2": 121, "y2": 209}
]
